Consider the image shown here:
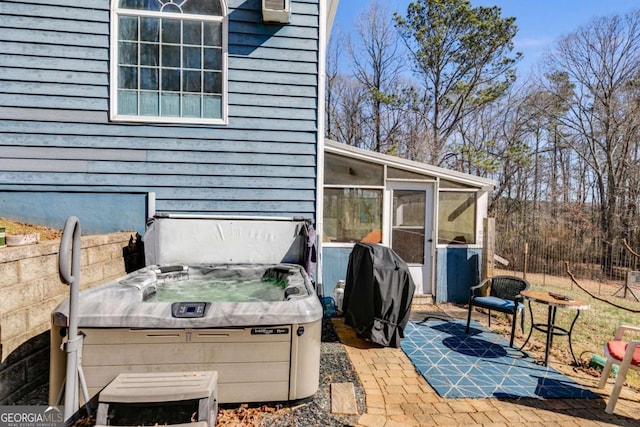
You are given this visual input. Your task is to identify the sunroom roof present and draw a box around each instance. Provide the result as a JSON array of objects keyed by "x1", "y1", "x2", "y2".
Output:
[{"x1": 324, "y1": 139, "x2": 496, "y2": 190}]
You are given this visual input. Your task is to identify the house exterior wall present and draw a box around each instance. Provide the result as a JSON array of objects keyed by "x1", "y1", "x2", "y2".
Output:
[
  {"x1": 321, "y1": 245, "x2": 350, "y2": 297},
  {"x1": 323, "y1": 242, "x2": 483, "y2": 304},
  {"x1": 0, "y1": 0, "x2": 320, "y2": 234},
  {"x1": 435, "y1": 247, "x2": 482, "y2": 303}
]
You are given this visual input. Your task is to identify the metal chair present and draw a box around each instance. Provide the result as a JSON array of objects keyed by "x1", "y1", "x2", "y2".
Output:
[
  {"x1": 465, "y1": 275, "x2": 530, "y2": 347},
  {"x1": 597, "y1": 324, "x2": 640, "y2": 414}
]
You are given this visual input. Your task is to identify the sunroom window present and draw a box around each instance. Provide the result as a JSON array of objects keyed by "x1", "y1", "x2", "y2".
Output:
[
  {"x1": 111, "y1": 0, "x2": 226, "y2": 124},
  {"x1": 438, "y1": 191, "x2": 477, "y2": 244},
  {"x1": 324, "y1": 188, "x2": 383, "y2": 243},
  {"x1": 324, "y1": 153, "x2": 384, "y2": 243}
]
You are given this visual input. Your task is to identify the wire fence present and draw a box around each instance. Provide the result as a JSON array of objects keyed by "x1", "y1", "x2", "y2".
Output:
[
  {"x1": 492, "y1": 222, "x2": 640, "y2": 375},
  {"x1": 494, "y1": 223, "x2": 640, "y2": 305}
]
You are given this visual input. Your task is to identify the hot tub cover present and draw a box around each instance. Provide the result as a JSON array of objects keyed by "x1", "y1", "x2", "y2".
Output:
[{"x1": 342, "y1": 243, "x2": 415, "y2": 347}]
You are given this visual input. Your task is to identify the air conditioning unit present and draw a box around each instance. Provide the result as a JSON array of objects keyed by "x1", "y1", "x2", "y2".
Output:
[{"x1": 262, "y1": 0, "x2": 291, "y2": 24}]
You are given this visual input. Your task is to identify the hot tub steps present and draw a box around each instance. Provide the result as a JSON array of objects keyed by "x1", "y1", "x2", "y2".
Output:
[{"x1": 95, "y1": 371, "x2": 218, "y2": 427}]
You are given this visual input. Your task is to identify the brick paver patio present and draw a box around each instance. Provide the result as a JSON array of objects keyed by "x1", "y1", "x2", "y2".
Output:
[{"x1": 332, "y1": 304, "x2": 640, "y2": 426}]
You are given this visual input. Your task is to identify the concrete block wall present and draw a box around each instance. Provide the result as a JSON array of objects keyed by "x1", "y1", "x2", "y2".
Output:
[{"x1": 0, "y1": 232, "x2": 133, "y2": 403}]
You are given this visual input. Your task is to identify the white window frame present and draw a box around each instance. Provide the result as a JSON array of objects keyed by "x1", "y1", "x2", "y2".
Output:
[{"x1": 110, "y1": 0, "x2": 228, "y2": 125}]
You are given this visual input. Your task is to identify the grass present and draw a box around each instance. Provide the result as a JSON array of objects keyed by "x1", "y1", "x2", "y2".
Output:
[{"x1": 488, "y1": 269, "x2": 640, "y2": 390}]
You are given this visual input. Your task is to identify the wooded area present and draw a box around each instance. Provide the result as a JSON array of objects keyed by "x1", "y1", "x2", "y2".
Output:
[{"x1": 326, "y1": 0, "x2": 640, "y2": 287}]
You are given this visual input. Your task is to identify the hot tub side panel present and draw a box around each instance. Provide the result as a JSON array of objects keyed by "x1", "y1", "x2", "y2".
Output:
[
  {"x1": 50, "y1": 321, "x2": 321, "y2": 404},
  {"x1": 289, "y1": 318, "x2": 321, "y2": 400}
]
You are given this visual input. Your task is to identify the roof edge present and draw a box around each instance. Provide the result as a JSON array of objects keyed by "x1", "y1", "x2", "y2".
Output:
[{"x1": 324, "y1": 139, "x2": 496, "y2": 189}]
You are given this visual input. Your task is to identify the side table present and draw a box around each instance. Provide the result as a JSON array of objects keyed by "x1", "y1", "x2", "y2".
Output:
[{"x1": 519, "y1": 290, "x2": 590, "y2": 366}]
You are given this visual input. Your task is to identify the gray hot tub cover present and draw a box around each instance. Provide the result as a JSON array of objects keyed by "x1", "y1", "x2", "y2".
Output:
[{"x1": 342, "y1": 243, "x2": 415, "y2": 347}]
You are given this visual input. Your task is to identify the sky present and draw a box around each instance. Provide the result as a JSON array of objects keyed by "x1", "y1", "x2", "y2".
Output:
[{"x1": 332, "y1": 0, "x2": 640, "y2": 77}]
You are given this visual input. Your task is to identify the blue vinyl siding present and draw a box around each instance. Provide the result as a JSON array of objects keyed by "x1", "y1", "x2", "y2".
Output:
[
  {"x1": 435, "y1": 247, "x2": 482, "y2": 303},
  {"x1": 321, "y1": 246, "x2": 351, "y2": 298},
  {"x1": 322, "y1": 246, "x2": 483, "y2": 304},
  {"x1": 0, "y1": 0, "x2": 320, "y2": 232}
]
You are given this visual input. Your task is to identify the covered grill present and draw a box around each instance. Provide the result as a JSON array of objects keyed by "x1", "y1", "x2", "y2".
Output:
[{"x1": 342, "y1": 242, "x2": 415, "y2": 347}]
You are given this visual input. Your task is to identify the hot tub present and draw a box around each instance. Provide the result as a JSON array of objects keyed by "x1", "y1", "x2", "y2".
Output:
[{"x1": 50, "y1": 216, "x2": 322, "y2": 405}]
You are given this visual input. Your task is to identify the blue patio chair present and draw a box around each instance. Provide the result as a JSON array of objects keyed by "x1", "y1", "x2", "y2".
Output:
[{"x1": 465, "y1": 275, "x2": 530, "y2": 348}]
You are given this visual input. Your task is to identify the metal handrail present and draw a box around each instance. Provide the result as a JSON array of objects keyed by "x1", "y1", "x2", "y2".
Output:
[{"x1": 58, "y1": 216, "x2": 89, "y2": 422}]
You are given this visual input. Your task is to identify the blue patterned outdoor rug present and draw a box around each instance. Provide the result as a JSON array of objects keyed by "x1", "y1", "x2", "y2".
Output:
[{"x1": 401, "y1": 318, "x2": 599, "y2": 399}]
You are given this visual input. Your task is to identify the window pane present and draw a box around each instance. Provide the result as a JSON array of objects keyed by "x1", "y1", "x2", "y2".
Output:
[
  {"x1": 438, "y1": 192, "x2": 476, "y2": 244},
  {"x1": 203, "y1": 71, "x2": 221, "y2": 94},
  {"x1": 203, "y1": 47, "x2": 221, "y2": 70},
  {"x1": 119, "y1": 0, "x2": 161, "y2": 12},
  {"x1": 183, "y1": 1, "x2": 223, "y2": 15},
  {"x1": 387, "y1": 167, "x2": 434, "y2": 180},
  {"x1": 183, "y1": 94, "x2": 201, "y2": 117},
  {"x1": 119, "y1": 42, "x2": 138, "y2": 65},
  {"x1": 162, "y1": 20, "x2": 181, "y2": 43},
  {"x1": 118, "y1": 90, "x2": 137, "y2": 114},
  {"x1": 439, "y1": 179, "x2": 470, "y2": 189},
  {"x1": 140, "y1": 43, "x2": 159, "y2": 66},
  {"x1": 162, "y1": 3, "x2": 181, "y2": 14},
  {"x1": 120, "y1": 0, "x2": 223, "y2": 15},
  {"x1": 161, "y1": 92, "x2": 180, "y2": 116},
  {"x1": 203, "y1": 95, "x2": 221, "y2": 118},
  {"x1": 162, "y1": 44, "x2": 180, "y2": 67},
  {"x1": 140, "y1": 17, "x2": 159, "y2": 42},
  {"x1": 115, "y1": 4, "x2": 225, "y2": 122},
  {"x1": 184, "y1": 46, "x2": 201, "y2": 69},
  {"x1": 140, "y1": 67, "x2": 158, "y2": 90},
  {"x1": 323, "y1": 188, "x2": 383, "y2": 243},
  {"x1": 203, "y1": 22, "x2": 222, "y2": 46},
  {"x1": 119, "y1": 66, "x2": 138, "y2": 89},
  {"x1": 392, "y1": 190, "x2": 425, "y2": 264},
  {"x1": 183, "y1": 21, "x2": 201, "y2": 45},
  {"x1": 140, "y1": 91, "x2": 159, "y2": 115},
  {"x1": 119, "y1": 16, "x2": 138, "y2": 41},
  {"x1": 161, "y1": 69, "x2": 180, "y2": 91},
  {"x1": 324, "y1": 153, "x2": 384, "y2": 186},
  {"x1": 183, "y1": 70, "x2": 201, "y2": 92}
]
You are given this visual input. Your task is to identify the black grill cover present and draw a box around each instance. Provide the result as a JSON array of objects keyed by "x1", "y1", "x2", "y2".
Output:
[{"x1": 343, "y1": 243, "x2": 415, "y2": 347}]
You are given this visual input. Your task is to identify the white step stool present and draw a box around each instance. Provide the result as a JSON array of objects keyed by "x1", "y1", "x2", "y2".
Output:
[{"x1": 95, "y1": 371, "x2": 218, "y2": 427}]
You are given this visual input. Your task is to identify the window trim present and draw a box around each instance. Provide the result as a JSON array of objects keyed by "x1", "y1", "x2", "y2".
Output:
[{"x1": 109, "y1": 1, "x2": 228, "y2": 125}]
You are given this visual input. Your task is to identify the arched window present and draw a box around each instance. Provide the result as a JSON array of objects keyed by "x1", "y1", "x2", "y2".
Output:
[{"x1": 111, "y1": 0, "x2": 227, "y2": 124}]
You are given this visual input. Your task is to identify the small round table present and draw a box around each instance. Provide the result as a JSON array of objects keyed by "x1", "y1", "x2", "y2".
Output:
[{"x1": 519, "y1": 290, "x2": 590, "y2": 366}]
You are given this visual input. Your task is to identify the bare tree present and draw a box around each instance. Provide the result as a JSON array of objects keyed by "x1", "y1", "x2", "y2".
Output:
[
  {"x1": 347, "y1": 0, "x2": 407, "y2": 153},
  {"x1": 325, "y1": 31, "x2": 342, "y2": 141},
  {"x1": 331, "y1": 76, "x2": 369, "y2": 147},
  {"x1": 542, "y1": 10, "x2": 640, "y2": 273}
]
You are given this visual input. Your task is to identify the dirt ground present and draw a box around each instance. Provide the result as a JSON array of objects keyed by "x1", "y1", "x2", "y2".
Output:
[{"x1": 0, "y1": 217, "x2": 63, "y2": 241}]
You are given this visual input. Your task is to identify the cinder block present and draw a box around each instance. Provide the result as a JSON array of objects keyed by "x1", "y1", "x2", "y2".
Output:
[
  {"x1": 28, "y1": 300, "x2": 60, "y2": 332},
  {"x1": 0, "y1": 310, "x2": 28, "y2": 343},
  {"x1": 1, "y1": 281, "x2": 43, "y2": 313},
  {"x1": 0, "y1": 232, "x2": 131, "y2": 365},
  {"x1": 87, "y1": 243, "x2": 122, "y2": 265},
  {"x1": 80, "y1": 263, "x2": 106, "y2": 287},
  {"x1": 18, "y1": 254, "x2": 57, "y2": 284},
  {"x1": 103, "y1": 258, "x2": 127, "y2": 281},
  {"x1": 0, "y1": 261, "x2": 19, "y2": 290}
]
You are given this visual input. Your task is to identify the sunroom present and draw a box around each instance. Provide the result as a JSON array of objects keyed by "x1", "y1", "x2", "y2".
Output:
[{"x1": 319, "y1": 140, "x2": 495, "y2": 303}]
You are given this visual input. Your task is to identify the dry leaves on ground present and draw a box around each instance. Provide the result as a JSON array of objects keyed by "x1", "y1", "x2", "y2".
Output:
[{"x1": 217, "y1": 403, "x2": 284, "y2": 426}]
